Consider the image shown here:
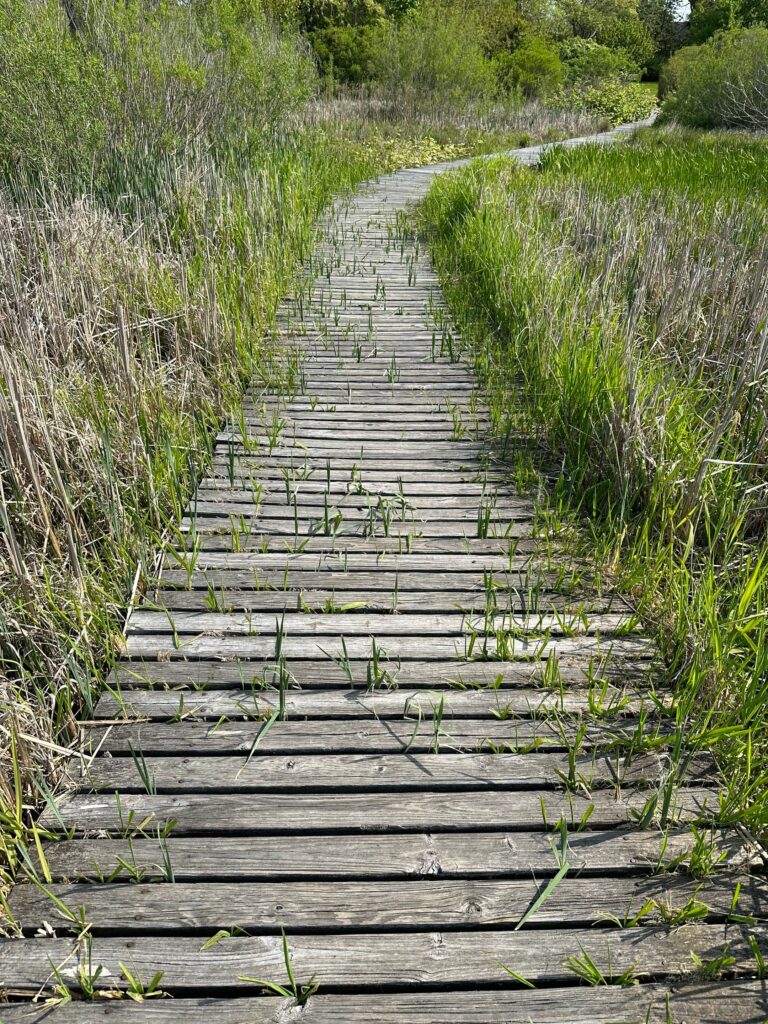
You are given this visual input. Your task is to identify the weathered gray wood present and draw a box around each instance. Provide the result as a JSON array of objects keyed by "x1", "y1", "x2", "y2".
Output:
[
  {"x1": 180, "y1": 520, "x2": 536, "y2": 539},
  {"x1": 41, "y1": 787, "x2": 720, "y2": 833},
  {"x1": 105, "y1": 657, "x2": 649, "y2": 690},
  {"x1": 155, "y1": 588, "x2": 621, "y2": 614},
  {"x1": 171, "y1": 537, "x2": 537, "y2": 556},
  {"x1": 1, "y1": 926, "x2": 764, "y2": 992},
  {"x1": 1, "y1": 982, "x2": 765, "y2": 1023},
  {"x1": 157, "y1": 568, "x2": 573, "y2": 591},
  {"x1": 94, "y1": 686, "x2": 647, "y2": 721},
  {"x1": 79, "y1": 751, "x2": 689, "y2": 793},
  {"x1": 162, "y1": 553, "x2": 531, "y2": 571},
  {"x1": 11, "y1": 874, "x2": 762, "y2": 933},
  {"x1": 126, "y1": 610, "x2": 635, "y2": 638},
  {"x1": 83, "y1": 716, "x2": 648, "y2": 755},
  {"x1": 31, "y1": 828, "x2": 744, "y2": 882},
  {"x1": 122, "y1": 633, "x2": 654, "y2": 662}
]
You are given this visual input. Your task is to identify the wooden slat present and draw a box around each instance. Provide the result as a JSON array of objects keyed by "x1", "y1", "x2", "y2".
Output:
[
  {"x1": 79, "y1": 751, "x2": 690, "y2": 793},
  {"x1": 125, "y1": 610, "x2": 635, "y2": 637},
  {"x1": 121, "y1": 634, "x2": 654, "y2": 662},
  {"x1": 41, "y1": 787, "x2": 720, "y2": 833},
  {"x1": 11, "y1": 875, "x2": 763, "y2": 933},
  {"x1": 154, "y1": 589, "x2": 620, "y2": 614},
  {"x1": 31, "y1": 829, "x2": 745, "y2": 882},
  {"x1": 1, "y1": 926, "x2": 764, "y2": 992},
  {"x1": 94, "y1": 686, "x2": 647, "y2": 721},
  {"x1": 105, "y1": 657, "x2": 649, "y2": 690},
  {"x1": 1, "y1": 982, "x2": 766, "y2": 1023},
  {"x1": 81, "y1": 716, "x2": 658, "y2": 755}
]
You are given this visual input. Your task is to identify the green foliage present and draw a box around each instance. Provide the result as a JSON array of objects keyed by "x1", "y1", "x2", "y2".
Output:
[
  {"x1": 638, "y1": 0, "x2": 684, "y2": 75},
  {"x1": 373, "y1": 3, "x2": 497, "y2": 106},
  {"x1": 298, "y1": 0, "x2": 413, "y2": 30},
  {"x1": 502, "y1": 35, "x2": 564, "y2": 98},
  {"x1": 572, "y1": 79, "x2": 657, "y2": 123},
  {"x1": 660, "y1": 27, "x2": 768, "y2": 129},
  {"x1": 0, "y1": 1, "x2": 110, "y2": 185},
  {"x1": 560, "y1": 0, "x2": 656, "y2": 71},
  {"x1": 0, "y1": 0, "x2": 317, "y2": 184},
  {"x1": 307, "y1": 24, "x2": 379, "y2": 83},
  {"x1": 689, "y1": 0, "x2": 768, "y2": 44},
  {"x1": 560, "y1": 37, "x2": 641, "y2": 84}
]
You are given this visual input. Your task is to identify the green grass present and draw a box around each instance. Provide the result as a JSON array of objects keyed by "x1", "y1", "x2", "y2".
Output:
[{"x1": 420, "y1": 128, "x2": 768, "y2": 839}]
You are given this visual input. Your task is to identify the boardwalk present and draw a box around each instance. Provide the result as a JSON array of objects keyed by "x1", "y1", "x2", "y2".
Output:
[{"x1": 1, "y1": 137, "x2": 767, "y2": 1022}]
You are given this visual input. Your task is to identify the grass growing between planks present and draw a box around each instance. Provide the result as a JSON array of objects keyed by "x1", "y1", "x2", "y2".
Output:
[{"x1": 419, "y1": 128, "x2": 768, "y2": 840}]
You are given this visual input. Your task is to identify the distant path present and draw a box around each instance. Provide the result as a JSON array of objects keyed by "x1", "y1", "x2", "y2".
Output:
[{"x1": 1, "y1": 122, "x2": 765, "y2": 1023}]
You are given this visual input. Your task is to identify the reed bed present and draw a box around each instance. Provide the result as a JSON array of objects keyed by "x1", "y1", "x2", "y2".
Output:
[
  {"x1": 420, "y1": 129, "x2": 768, "y2": 836},
  {"x1": 307, "y1": 89, "x2": 607, "y2": 159}
]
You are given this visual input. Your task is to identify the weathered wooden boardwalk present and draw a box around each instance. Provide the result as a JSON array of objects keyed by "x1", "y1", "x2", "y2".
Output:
[{"x1": 2, "y1": 136, "x2": 767, "y2": 1021}]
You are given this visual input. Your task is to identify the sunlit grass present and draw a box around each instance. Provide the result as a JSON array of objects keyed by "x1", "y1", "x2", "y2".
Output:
[{"x1": 420, "y1": 128, "x2": 768, "y2": 839}]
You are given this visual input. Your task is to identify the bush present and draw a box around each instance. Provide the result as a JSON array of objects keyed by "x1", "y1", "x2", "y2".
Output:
[
  {"x1": 503, "y1": 35, "x2": 564, "y2": 98},
  {"x1": 572, "y1": 80, "x2": 657, "y2": 124},
  {"x1": 0, "y1": 1, "x2": 110, "y2": 184},
  {"x1": 661, "y1": 27, "x2": 768, "y2": 129},
  {"x1": 372, "y1": 2, "x2": 496, "y2": 107},
  {"x1": 82, "y1": 0, "x2": 316, "y2": 152},
  {"x1": 0, "y1": 0, "x2": 318, "y2": 185},
  {"x1": 560, "y1": 0, "x2": 656, "y2": 71},
  {"x1": 560, "y1": 37, "x2": 641, "y2": 85},
  {"x1": 689, "y1": 0, "x2": 768, "y2": 44},
  {"x1": 309, "y1": 24, "x2": 379, "y2": 83}
]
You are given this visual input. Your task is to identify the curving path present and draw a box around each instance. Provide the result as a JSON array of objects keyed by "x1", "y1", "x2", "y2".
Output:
[{"x1": 1, "y1": 126, "x2": 766, "y2": 1022}]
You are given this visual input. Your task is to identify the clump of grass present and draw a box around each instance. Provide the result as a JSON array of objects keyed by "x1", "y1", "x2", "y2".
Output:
[{"x1": 420, "y1": 128, "x2": 768, "y2": 839}]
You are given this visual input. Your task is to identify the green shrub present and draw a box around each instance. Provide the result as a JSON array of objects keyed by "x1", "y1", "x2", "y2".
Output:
[
  {"x1": 309, "y1": 24, "x2": 379, "y2": 83},
  {"x1": 689, "y1": 0, "x2": 768, "y2": 44},
  {"x1": 372, "y1": 2, "x2": 496, "y2": 107},
  {"x1": 573, "y1": 79, "x2": 657, "y2": 124},
  {"x1": 0, "y1": 1, "x2": 111, "y2": 185},
  {"x1": 560, "y1": 37, "x2": 641, "y2": 85},
  {"x1": 661, "y1": 27, "x2": 768, "y2": 129},
  {"x1": 560, "y1": 0, "x2": 656, "y2": 71},
  {"x1": 503, "y1": 35, "x2": 564, "y2": 98}
]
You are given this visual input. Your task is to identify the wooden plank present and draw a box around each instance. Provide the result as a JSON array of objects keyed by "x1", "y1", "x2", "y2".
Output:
[
  {"x1": 1, "y1": 926, "x2": 764, "y2": 992},
  {"x1": 190, "y1": 497, "x2": 521, "y2": 515},
  {"x1": 160, "y1": 553, "x2": 530, "y2": 571},
  {"x1": 31, "y1": 828, "x2": 743, "y2": 882},
  {"x1": 179, "y1": 520, "x2": 535, "y2": 540},
  {"x1": 1, "y1": 981, "x2": 766, "y2": 1023},
  {"x1": 81, "y1": 717, "x2": 655, "y2": 755},
  {"x1": 40, "y1": 787, "x2": 720, "y2": 833},
  {"x1": 11, "y1": 875, "x2": 762, "y2": 934},
  {"x1": 168, "y1": 537, "x2": 534, "y2": 556},
  {"x1": 79, "y1": 751, "x2": 687, "y2": 793},
  {"x1": 156, "y1": 568, "x2": 596, "y2": 593},
  {"x1": 122, "y1": 633, "x2": 654, "y2": 662},
  {"x1": 125, "y1": 610, "x2": 635, "y2": 638},
  {"x1": 94, "y1": 686, "x2": 647, "y2": 721},
  {"x1": 155, "y1": 589, "x2": 625, "y2": 614},
  {"x1": 106, "y1": 657, "x2": 649, "y2": 690}
]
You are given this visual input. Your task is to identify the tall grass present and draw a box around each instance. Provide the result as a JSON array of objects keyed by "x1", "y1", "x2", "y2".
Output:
[
  {"x1": 307, "y1": 89, "x2": 607, "y2": 159},
  {"x1": 420, "y1": 129, "x2": 768, "y2": 838}
]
